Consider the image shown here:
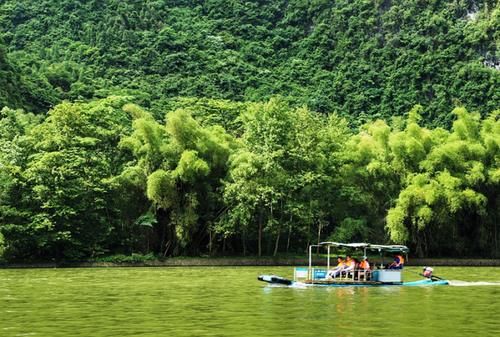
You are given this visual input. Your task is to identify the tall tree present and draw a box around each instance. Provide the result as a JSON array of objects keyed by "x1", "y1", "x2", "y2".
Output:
[
  {"x1": 387, "y1": 107, "x2": 499, "y2": 257},
  {"x1": 223, "y1": 98, "x2": 349, "y2": 255},
  {"x1": 118, "y1": 103, "x2": 235, "y2": 256},
  {"x1": 0, "y1": 97, "x2": 132, "y2": 260}
]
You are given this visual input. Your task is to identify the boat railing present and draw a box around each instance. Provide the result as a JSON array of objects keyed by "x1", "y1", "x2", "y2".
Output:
[
  {"x1": 325, "y1": 268, "x2": 372, "y2": 281},
  {"x1": 294, "y1": 267, "x2": 309, "y2": 281},
  {"x1": 294, "y1": 267, "x2": 374, "y2": 282}
]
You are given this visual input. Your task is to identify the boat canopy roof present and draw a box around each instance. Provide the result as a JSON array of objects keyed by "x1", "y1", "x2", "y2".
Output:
[{"x1": 318, "y1": 242, "x2": 409, "y2": 253}]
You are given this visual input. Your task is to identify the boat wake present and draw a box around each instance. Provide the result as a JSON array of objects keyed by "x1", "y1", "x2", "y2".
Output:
[{"x1": 448, "y1": 280, "x2": 500, "y2": 287}]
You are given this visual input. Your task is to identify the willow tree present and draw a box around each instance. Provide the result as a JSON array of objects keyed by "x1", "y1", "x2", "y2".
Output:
[
  {"x1": 118, "y1": 104, "x2": 235, "y2": 256},
  {"x1": 387, "y1": 108, "x2": 500, "y2": 257}
]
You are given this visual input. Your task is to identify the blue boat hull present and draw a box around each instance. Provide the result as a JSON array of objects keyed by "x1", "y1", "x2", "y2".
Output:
[
  {"x1": 258, "y1": 274, "x2": 449, "y2": 287},
  {"x1": 402, "y1": 279, "x2": 449, "y2": 286}
]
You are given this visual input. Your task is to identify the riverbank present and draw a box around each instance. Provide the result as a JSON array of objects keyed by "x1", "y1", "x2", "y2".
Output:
[{"x1": 2, "y1": 257, "x2": 500, "y2": 268}]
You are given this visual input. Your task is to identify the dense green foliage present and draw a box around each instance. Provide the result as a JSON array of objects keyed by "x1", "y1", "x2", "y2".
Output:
[
  {"x1": 0, "y1": 38, "x2": 48, "y2": 112},
  {"x1": 0, "y1": 97, "x2": 498, "y2": 260},
  {"x1": 0, "y1": 0, "x2": 498, "y2": 124},
  {"x1": 0, "y1": 97, "x2": 132, "y2": 259},
  {"x1": 0, "y1": 1, "x2": 499, "y2": 260}
]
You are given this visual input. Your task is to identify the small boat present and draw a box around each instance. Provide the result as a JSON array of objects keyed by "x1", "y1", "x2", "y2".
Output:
[{"x1": 258, "y1": 241, "x2": 449, "y2": 287}]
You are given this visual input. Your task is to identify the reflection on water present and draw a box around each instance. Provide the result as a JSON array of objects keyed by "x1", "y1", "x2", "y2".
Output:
[{"x1": 0, "y1": 267, "x2": 499, "y2": 337}]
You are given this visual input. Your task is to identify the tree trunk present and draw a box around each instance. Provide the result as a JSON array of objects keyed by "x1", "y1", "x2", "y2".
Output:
[
  {"x1": 273, "y1": 227, "x2": 281, "y2": 257},
  {"x1": 258, "y1": 210, "x2": 263, "y2": 257},
  {"x1": 163, "y1": 241, "x2": 171, "y2": 257},
  {"x1": 316, "y1": 221, "x2": 322, "y2": 254},
  {"x1": 494, "y1": 220, "x2": 498, "y2": 258},
  {"x1": 494, "y1": 200, "x2": 499, "y2": 257},
  {"x1": 209, "y1": 230, "x2": 212, "y2": 256},
  {"x1": 286, "y1": 223, "x2": 292, "y2": 253},
  {"x1": 155, "y1": 208, "x2": 168, "y2": 255},
  {"x1": 306, "y1": 221, "x2": 311, "y2": 254},
  {"x1": 160, "y1": 221, "x2": 166, "y2": 255},
  {"x1": 242, "y1": 229, "x2": 247, "y2": 256}
]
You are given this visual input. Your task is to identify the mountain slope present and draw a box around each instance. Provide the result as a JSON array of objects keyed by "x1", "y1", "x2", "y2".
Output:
[{"x1": 0, "y1": 0, "x2": 498, "y2": 124}]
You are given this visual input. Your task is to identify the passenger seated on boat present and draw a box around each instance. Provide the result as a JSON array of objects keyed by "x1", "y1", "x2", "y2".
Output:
[
  {"x1": 342, "y1": 256, "x2": 356, "y2": 278},
  {"x1": 387, "y1": 254, "x2": 405, "y2": 269},
  {"x1": 352, "y1": 258, "x2": 360, "y2": 279},
  {"x1": 357, "y1": 256, "x2": 371, "y2": 280},
  {"x1": 327, "y1": 257, "x2": 345, "y2": 278}
]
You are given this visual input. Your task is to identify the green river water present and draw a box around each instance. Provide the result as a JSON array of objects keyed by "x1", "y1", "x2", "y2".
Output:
[{"x1": 1, "y1": 266, "x2": 499, "y2": 337}]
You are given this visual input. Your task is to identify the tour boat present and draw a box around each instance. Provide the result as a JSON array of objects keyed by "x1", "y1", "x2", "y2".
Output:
[{"x1": 258, "y1": 242, "x2": 449, "y2": 287}]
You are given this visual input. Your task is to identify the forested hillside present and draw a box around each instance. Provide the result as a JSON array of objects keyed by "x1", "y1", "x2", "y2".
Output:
[
  {"x1": 0, "y1": 38, "x2": 43, "y2": 111},
  {"x1": 0, "y1": 0, "x2": 499, "y2": 261},
  {"x1": 0, "y1": 0, "x2": 498, "y2": 124}
]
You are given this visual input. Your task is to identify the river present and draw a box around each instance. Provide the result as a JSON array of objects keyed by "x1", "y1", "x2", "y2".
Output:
[{"x1": 1, "y1": 266, "x2": 499, "y2": 336}]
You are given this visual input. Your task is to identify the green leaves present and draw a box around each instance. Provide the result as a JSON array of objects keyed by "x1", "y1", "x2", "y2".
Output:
[
  {"x1": 0, "y1": 91, "x2": 498, "y2": 260},
  {"x1": 146, "y1": 170, "x2": 176, "y2": 209},
  {"x1": 2, "y1": 0, "x2": 498, "y2": 124},
  {"x1": 0, "y1": 97, "x2": 133, "y2": 259},
  {"x1": 118, "y1": 101, "x2": 238, "y2": 254},
  {"x1": 384, "y1": 107, "x2": 499, "y2": 256},
  {"x1": 223, "y1": 97, "x2": 350, "y2": 255},
  {"x1": 174, "y1": 151, "x2": 210, "y2": 182}
]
